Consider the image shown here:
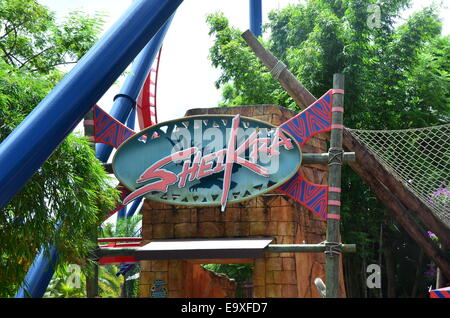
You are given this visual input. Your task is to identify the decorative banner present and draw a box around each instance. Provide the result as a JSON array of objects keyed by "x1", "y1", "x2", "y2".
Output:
[
  {"x1": 276, "y1": 172, "x2": 328, "y2": 220},
  {"x1": 280, "y1": 90, "x2": 332, "y2": 146},
  {"x1": 430, "y1": 287, "x2": 450, "y2": 298},
  {"x1": 93, "y1": 105, "x2": 135, "y2": 149},
  {"x1": 113, "y1": 115, "x2": 302, "y2": 209}
]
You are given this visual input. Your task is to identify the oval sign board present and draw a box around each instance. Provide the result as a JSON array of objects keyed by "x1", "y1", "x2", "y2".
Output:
[{"x1": 113, "y1": 115, "x2": 301, "y2": 209}]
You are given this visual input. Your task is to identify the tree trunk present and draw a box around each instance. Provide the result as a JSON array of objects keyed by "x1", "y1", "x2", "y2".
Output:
[
  {"x1": 378, "y1": 223, "x2": 383, "y2": 298},
  {"x1": 362, "y1": 257, "x2": 368, "y2": 298},
  {"x1": 411, "y1": 248, "x2": 424, "y2": 297},
  {"x1": 383, "y1": 244, "x2": 396, "y2": 298}
]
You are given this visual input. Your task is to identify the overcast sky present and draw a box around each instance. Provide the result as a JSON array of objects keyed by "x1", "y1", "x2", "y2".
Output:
[{"x1": 38, "y1": 0, "x2": 450, "y2": 126}]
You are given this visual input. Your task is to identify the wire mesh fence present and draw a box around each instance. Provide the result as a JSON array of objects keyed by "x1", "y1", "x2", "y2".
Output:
[{"x1": 349, "y1": 124, "x2": 450, "y2": 228}]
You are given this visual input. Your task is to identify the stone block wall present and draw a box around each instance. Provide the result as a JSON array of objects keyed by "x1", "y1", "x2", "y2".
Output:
[{"x1": 139, "y1": 105, "x2": 346, "y2": 298}]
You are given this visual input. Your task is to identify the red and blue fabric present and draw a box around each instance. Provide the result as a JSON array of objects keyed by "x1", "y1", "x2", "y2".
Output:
[
  {"x1": 277, "y1": 171, "x2": 328, "y2": 219},
  {"x1": 280, "y1": 90, "x2": 332, "y2": 146},
  {"x1": 93, "y1": 105, "x2": 136, "y2": 149},
  {"x1": 430, "y1": 287, "x2": 450, "y2": 298}
]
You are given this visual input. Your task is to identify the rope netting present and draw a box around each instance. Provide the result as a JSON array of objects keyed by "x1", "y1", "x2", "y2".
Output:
[{"x1": 348, "y1": 124, "x2": 450, "y2": 228}]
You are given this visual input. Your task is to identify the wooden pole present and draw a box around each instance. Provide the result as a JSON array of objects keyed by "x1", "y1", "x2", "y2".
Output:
[
  {"x1": 302, "y1": 152, "x2": 355, "y2": 164},
  {"x1": 325, "y1": 74, "x2": 345, "y2": 298},
  {"x1": 241, "y1": 30, "x2": 450, "y2": 278},
  {"x1": 83, "y1": 108, "x2": 99, "y2": 298},
  {"x1": 242, "y1": 30, "x2": 316, "y2": 109}
]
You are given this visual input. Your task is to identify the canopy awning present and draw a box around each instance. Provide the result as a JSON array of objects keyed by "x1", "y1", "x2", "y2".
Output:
[{"x1": 135, "y1": 237, "x2": 274, "y2": 260}]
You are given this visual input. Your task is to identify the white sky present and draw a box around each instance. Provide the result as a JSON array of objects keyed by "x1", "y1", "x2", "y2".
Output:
[{"x1": 37, "y1": 0, "x2": 449, "y2": 126}]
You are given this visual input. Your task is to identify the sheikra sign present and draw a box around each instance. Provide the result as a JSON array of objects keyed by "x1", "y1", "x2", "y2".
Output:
[
  {"x1": 94, "y1": 89, "x2": 336, "y2": 218},
  {"x1": 113, "y1": 114, "x2": 302, "y2": 211}
]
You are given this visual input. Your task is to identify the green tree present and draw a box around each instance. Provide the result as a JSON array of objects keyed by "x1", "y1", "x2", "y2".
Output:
[
  {"x1": 0, "y1": 0, "x2": 118, "y2": 297},
  {"x1": 207, "y1": 0, "x2": 449, "y2": 297},
  {"x1": 0, "y1": 0, "x2": 105, "y2": 73}
]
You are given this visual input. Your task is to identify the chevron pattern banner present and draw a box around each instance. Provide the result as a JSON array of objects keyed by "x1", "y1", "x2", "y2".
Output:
[
  {"x1": 276, "y1": 89, "x2": 337, "y2": 220},
  {"x1": 93, "y1": 105, "x2": 135, "y2": 149},
  {"x1": 280, "y1": 90, "x2": 332, "y2": 146},
  {"x1": 276, "y1": 171, "x2": 328, "y2": 220}
]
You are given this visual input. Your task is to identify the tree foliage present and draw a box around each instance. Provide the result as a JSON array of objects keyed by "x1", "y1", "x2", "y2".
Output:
[
  {"x1": 0, "y1": 0, "x2": 105, "y2": 73},
  {"x1": 0, "y1": 0, "x2": 118, "y2": 297},
  {"x1": 207, "y1": 0, "x2": 449, "y2": 297},
  {"x1": 207, "y1": 1, "x2": 449, "y2": 128}
]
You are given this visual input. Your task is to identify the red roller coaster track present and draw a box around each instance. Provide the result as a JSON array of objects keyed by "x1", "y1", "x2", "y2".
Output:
[{"x1": 136, "y1": 47, "x2": 161, "y2": 130}]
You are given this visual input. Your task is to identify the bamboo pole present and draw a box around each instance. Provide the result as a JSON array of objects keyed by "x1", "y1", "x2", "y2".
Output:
[
  {"x1": 325, "y1": 74, "x2": 345, "y2": 298},
  {"x1": 241, "y1": 30, "x2": 450, "y2": 278},
  {"x1": 302, "y1": 152, "x2": 355, "y2": 164}
]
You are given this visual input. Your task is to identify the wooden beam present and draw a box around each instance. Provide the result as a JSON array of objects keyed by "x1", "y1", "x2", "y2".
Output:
[
  {"x1": 266, "y1": 244, "x2": 356, "y2": 253},
  {"x1": 302, "y1": 152, "x2": 355, "y2": 164},
  {"x1": 242, "y1": 30, "x2": 316, "y2": 109},
  {"x1": 241, "y1": 29, "x2": 450, "y2": 279},
  {"x1": 96, "y1": 247, "x2": 137, "y2": 258}
]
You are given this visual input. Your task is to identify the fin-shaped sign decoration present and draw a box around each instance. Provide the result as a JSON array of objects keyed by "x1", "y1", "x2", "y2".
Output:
[{"x1": 112, "y1": 115, "x2": 302, "y2": 210}]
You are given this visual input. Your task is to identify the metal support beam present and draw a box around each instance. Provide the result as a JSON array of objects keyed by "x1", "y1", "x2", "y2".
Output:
[
  {"x1": 15, "y1": 247, "x2": 58, "y2": 298},
  {"x1": 126, "y1": 198, "x2": 143, "y2": 218},
  {"x1": 13, "y1": 1, "x2": 181, "y2": 298},
  {"x1": 96, "y1": 14, "x2": 175, "y2": 162},
  {"x1": 249, "y1": 0, "x2": 262, "y2": 37},
  {"x1": 0, "y1": 0, "x2": 182, "y2": 211}
]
